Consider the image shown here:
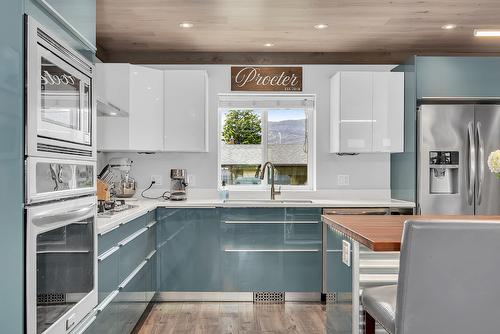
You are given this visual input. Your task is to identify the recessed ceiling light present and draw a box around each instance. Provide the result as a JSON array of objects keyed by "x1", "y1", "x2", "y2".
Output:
[
  {"x1": 314, "y1": 24, "x2": 328, "y2": 30},
  {"x1": 179, "y1": 22, "x2": 194, "y2": 28},
  {"x1": 474, "y1": 29, "x2": 500, "y2": 37},
  {"x1": 441, "y1": 24, "x2": 457, "y2": 30},
  {"x1": 264, "y1": 43, "x2": 274, "y2": 47}
]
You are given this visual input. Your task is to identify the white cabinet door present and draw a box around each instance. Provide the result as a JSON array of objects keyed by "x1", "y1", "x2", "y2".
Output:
[
  {"x1": 129, "y1": 65, "x2": 164, "y2": 151},
  {"x1": 97, "y1": 64, "x2": 164, "y2": 152},
  {"x1": 330, "y1": 71, "x2": 404, "y2": 153},
  {"x1": 340, "y1": 72, "x2": 373, "y2": 121},
  {"x1": 100, "y1": 63, "x2": 130, "y2": 114},
  {"x1": 164, "y1": 70, "x2": 208, "y2": 152},
  {"x1": 372, "y1": 72, "x2": 404, "y2": 152}
]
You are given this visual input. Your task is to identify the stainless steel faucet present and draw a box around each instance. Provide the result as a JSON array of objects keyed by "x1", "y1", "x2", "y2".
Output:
[{"x1": 259, "y1": 161, "x2": 281, "y2": 200}]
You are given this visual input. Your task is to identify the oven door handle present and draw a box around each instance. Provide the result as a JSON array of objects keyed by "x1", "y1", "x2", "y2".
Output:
[{"x1": 32, "y1": 203, "x2": 96, "y2": 226}]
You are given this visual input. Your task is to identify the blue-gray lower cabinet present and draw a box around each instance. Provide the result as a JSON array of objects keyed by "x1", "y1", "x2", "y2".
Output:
[
  {"x1": 220, "y1": 208, "x2": 322, "y2": 292},
  {"x1": 83, "y1": 210, "x2": 157, "y2": 334},
  {"x1": 325, "y1": 225, "x2": 352, "y2": 294},
  {"x1": 157, "y1": 208, "x2": 222, "y2": 291},
  {"x1": 157, "y1": 207, "x2": 322, "y2": 293}
]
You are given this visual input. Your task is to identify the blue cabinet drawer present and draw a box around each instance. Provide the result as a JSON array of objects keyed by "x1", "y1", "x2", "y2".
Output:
[
  {"x1": 116, "y1": 262, "x2": 147, "y2": 333},
  {"x1": 221, "y1": 221, "x2": 321, "y2": 250},
  {"x1": 98, "y1": 247, "x2": 119, "y2": 303},
  {"x1": 118, "y1": 230, "x2": 148, "y2": 282},
  {"x1": 98, "y1": 212, "x2": 151, "y2": 255},
  {"x1": 221, "y1": 250, "x2": 321, "y2": 292}
]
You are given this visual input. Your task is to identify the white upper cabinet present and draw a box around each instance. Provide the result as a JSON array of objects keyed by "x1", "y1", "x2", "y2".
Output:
[
  {"x1": 163, "y1": 70, "x2": 208, "y2": 152},
  {"x1": 372, "y1": 72, "x2": 404, "y2": 152},
  {"x1": 330, "y1": 71, "x2": 404, "y2": 153},
  {"x1": 96, "y1": 64, "x2": 164, "y2": 152}
]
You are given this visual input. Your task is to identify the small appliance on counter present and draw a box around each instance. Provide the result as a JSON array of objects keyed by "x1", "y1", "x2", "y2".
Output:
[
  {"x1": 98, "y1": 158, "x2": 137, "y2": 199},
  {"x1": 170, "y1": 169, "x2": 188, "y2": 200}
]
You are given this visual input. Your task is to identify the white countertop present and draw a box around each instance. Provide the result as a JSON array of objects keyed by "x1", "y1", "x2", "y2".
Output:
[{"x1": 97, "y1": 198, "x2": 415, "y2": 234}]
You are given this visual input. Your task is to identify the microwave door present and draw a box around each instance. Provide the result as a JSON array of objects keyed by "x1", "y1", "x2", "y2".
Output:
[
  {"x1": 26, "y1": 197, "x2": 97, "y2": 334},
  {"x1": 35, "y1": 46, "x2": 92, "y2": 146}
]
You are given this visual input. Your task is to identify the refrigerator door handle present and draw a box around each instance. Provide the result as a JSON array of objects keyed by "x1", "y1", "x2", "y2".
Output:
[
  {"x1": 467, "y1": 122, "x2": 476, "y2": 206},
  {"x1": 476, "y1": 122, "x2": 485, "y2": 205}
]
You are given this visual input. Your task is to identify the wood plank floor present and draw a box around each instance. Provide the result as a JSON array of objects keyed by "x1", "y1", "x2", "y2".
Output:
[{"x1": 136, "y1": 302, "x2": 327, "y2": 334}]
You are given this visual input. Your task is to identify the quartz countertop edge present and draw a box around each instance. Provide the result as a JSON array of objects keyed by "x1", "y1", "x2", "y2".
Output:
[{"x1": 97, "y1": 198, "x2": 415, "y2": 235}]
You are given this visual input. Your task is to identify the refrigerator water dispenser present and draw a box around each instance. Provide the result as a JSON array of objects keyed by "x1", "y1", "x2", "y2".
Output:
[{"x1": 429, "y1": 151, "x2": 459, "y2": 194}]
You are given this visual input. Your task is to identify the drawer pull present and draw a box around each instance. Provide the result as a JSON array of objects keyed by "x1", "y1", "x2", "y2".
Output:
[
  {"x1": 224, "y1": 248, "x2": 320, "y2": 252},
  {"x1": 118, "y1": 260, "x2": 147, "y2": 289},
  {"x1": 98, "y1": 224, "x2": 121, "y2": 236},
  {"x1": 146, "y1": 220, "x2": 157, "y2": 229},
  {"x1": 145, "y1": 249, "x2": 157, "y2": 261},
  {"x1": 96, "y1": 290, "x2": 119, "y2": 313},
  {"x1": 224, "y1": 220, "x2": 319, "y2": 224},
  {"x1": 118, "y1": 227, "x2": 148, "y2": 247},
  {"x1": 98, "y1": 246, "x2": 119, "y2": 261}
]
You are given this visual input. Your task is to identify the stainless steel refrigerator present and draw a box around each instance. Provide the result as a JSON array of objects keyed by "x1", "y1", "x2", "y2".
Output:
[{"x1": 418, "y1": 104, "x2": 500, "y2": 215}]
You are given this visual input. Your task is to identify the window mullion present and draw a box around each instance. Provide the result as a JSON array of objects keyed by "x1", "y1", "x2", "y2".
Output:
[{"x1": 261, "y1": 109, "x2": 269, "y2": 188}]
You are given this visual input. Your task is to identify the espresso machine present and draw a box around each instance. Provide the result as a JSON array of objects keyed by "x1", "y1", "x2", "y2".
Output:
[{"x1": 170, "y1": 169, "x2": 188, "y2": 201}]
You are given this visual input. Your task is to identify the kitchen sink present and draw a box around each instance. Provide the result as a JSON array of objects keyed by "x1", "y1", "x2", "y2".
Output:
[{"x1": 223, "y1": 199, "x2": 314, "y2": 204}]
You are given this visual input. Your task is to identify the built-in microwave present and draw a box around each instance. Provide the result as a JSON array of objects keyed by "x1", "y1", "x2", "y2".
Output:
[
  {"x1": 26, "y1": 16, "x2": 96, "y2": 160},
  {"x1": 26, "y1": 195, "x2": 97, "y2": 334}
]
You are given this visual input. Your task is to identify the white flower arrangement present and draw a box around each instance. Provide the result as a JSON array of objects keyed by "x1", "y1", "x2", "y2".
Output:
[{"x1": 487, "y1": 150, "x2": 500, "y2": 178}]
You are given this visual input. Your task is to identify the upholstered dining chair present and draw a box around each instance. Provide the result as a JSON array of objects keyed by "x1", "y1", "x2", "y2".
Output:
[{"x1": 361, "y1": 220, "x2": 500, "y2": 334}]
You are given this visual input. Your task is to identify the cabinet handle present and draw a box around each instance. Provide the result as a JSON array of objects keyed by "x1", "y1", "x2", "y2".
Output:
[
  {"x1": 145, "y1": 249, "x2": 157, "y2": 261},
  {"x1": 118, "y1": 227, "x2": 148, "y2": 247},
  {"x1": 224, "y1": 248, "x2": 320, "y2": 253},
  {"x1": 98, "y1": 246, "x2": 119, "y2": 262},
  {"x1": 96, "y1": 290, "x2": 119, "y2": 313},
  {"x1": 146, "y1": 221, "x2": 157, "y2": 229},
  {"x1": 118, "y1": 260, "x2": 147, "y2": 290},
  {"x1": 223, "y1": 220, "x2": 319, "y2": 224},
  {"x1": 99, "y1": 224, "x2": 121, "y2": 236},
  {"x1": 73, "y1": 314, "x2": 97, "y2": 334}
]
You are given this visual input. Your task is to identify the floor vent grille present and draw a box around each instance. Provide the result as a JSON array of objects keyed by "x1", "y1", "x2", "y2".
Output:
[
  {"x1": 38, "y1": 293, "x2": 66, "y2": 305},
  {"x1": 253, "y1": 292, "x2": 285, "y2": 304},
  {"x1": 326, "y1": 292, "x2": 337, "y2": 304}
]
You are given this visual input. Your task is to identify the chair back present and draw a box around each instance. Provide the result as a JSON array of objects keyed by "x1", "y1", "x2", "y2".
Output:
[{"x1": 396, "y1": 220, "x2": 500, "y2": 334}]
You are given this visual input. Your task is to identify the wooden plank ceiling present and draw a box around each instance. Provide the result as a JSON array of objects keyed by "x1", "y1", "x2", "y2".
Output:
[{"x1": 97, "y1": 0, "x2": 500, "y2": 64}]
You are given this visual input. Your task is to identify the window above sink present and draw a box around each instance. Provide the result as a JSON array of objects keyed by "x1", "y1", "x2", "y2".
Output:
[{"x1": 218, "y1": 94, "x2": 316, "y2": 191}]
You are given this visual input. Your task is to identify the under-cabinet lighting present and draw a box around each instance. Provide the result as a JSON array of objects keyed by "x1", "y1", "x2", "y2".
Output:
[
  {"x1": 441, "y1": 24, "x2": 457, "y2": 30},
  {"x1": 264, "y1": 43, "x2": 275, "y2": 47},
  {"x1": 474, "y1": 29, "x2": 500, "y2": 37},
  {"x1": 179, "y1": 22, "x2": 194, "y2": 28},
  {"x1": 314, "y1": 24, "x2": 328, "y2": 30}
]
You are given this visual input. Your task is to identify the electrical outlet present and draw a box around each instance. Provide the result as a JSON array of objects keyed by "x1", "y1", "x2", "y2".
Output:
[
  {"x1": 337, "y1": 174, "x2": 350, "y2": 186},
  {"x1": 150, "y1": 175, "x2": 162, "y2": 186},
  {"x1": 342, "y1": 240, "x2": 351, "y2": 267}
]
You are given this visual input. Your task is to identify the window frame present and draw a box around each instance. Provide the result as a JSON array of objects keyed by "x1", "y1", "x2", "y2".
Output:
[{"x1": 217, "y1": 93, "x2": 316, "y2": 191}]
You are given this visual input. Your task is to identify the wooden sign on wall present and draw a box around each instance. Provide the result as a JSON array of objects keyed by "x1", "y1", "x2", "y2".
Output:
[{"x1": 231, "y1": 66, "x2": 302, "y2": 91}]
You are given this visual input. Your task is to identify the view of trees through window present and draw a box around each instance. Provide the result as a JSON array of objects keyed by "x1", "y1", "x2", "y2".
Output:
[{"x1": 220, "y1": 108, "x2": 309, "y2": 187}]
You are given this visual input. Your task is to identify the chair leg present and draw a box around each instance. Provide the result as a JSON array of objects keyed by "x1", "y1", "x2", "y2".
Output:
[{"x1": 364, "y1": 311, "x2": 376, "y2": 334}]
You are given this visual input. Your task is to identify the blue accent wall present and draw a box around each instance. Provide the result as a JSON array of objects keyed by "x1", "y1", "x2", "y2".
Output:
[
  {"x1": 391, "y1": 57, "x2": 417, "y2": 202},
  {"x1": 0, "y1": 0, "x2": 25, "y2": 333},
  {"x1": 416, "y1": 56, "x2": 500, "y2": 99}
]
